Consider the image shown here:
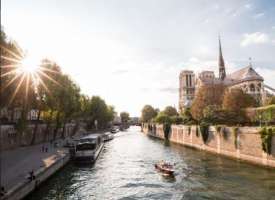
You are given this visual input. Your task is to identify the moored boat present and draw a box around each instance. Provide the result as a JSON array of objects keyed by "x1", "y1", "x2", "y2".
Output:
[
  {"x1": 103, "y1": 132, "x2": 114, "y2": 142},
  {"x1": 110, "y1": 126, "x2": 119, "y2": 134},
  {"x1": 74, "y1": 134, "x2": 104, "y2": 164}
]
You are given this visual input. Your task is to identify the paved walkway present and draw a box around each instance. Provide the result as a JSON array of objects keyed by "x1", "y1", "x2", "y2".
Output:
[{"x1": 0, "y1": 140, "x2": 68, "y2": 191}]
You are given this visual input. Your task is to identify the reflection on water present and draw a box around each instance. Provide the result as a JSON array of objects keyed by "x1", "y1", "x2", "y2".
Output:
[{"x1": 27, "y1": 126, "x2": 275, "y2": 200}]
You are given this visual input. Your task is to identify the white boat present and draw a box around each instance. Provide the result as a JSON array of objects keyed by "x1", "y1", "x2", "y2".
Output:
[
  {"x1": 110, "y1": 126, "x2": 120, "y2": 133},
  {"x1": 74, "y1": 134, "x2": 104, "y2": 164},
  {"x1": 103, "y1": 132, "x2": 114, "y2": 142}
]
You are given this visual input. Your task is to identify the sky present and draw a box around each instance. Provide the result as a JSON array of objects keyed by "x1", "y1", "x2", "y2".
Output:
[{"x1": 2, "y1": 0, "x2": 275, "y2": 116}]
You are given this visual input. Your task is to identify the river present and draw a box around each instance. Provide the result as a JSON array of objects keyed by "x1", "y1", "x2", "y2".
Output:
[{"x1": 27, "y1": 126, "x2": 275, "y2": 200}]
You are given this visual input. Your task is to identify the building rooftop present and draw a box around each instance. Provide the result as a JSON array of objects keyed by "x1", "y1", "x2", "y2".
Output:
[{"x1": 226, "y1": 66, "x2": 263, "y2": 83}]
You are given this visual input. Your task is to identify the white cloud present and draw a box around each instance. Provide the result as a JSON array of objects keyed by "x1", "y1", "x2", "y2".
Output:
[
  {"x1": 253, "y1": 12, "x2": 265, "y2": 19},
  {"x1": 255, "y1": 67, "x2": 275, "y2": 88},
  {"x1": 272, "y1": 26, "x2": 275, "y2": 29},
  {"x1": 241, "y1": 32, "x2": 269, "y2": 47},
  {"x1": 244, "y1": 3, "x2": 252, "y2": 9}
]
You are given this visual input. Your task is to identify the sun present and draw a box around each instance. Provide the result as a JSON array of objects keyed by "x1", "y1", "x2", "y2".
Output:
[{"x1": 18, "y1": 55, "x2": 40, "y2": 74}]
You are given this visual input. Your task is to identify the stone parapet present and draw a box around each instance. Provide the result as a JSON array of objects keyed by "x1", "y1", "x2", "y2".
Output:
[{"x1": 142, "y1": 123, "x2": 275, "y2": 168}]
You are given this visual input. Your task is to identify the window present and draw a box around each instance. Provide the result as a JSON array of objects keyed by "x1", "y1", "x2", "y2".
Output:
[{"x1": 250, "y1": 84, "x2": 255, "y2": 92}]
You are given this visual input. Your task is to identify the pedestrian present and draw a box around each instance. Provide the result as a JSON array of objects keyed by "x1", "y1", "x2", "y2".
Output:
[
  {"x1": 45, "y1": 147, "x2": 48, "y2": 153},
  {"x1": 42, "y1": 145, "x2": 45, "y2": 152},
  {"x1": 0, "y1": 186, "x2": 6, "y2": 196},
  {"x1": 28, "y1": 170, "x2": 35, "y2": 181}
]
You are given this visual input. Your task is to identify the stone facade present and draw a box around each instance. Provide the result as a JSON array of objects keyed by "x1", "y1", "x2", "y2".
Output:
[
  {"x1": 0, "y1": 123, "x2": 77, "y2": 150},
  {"x1": 142, "y1": 124, "x2": 275, "y2": 168},
  {"x1": 179, "y1": 38, "x2": 267, "y2": 112}
]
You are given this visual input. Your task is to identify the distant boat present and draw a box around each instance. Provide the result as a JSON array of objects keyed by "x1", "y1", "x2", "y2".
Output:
[
  {"x1": 103, "y1": 132, "x2": 114, "y2": 142},
  {"x1": 74, "y1": 134, "x2": 104, "y2": 164},
  {"x1": 110, "y1": 127, "x2": 119, "y2": 133},
  {"x1": 155, "y1": 161, "x2": 175, "y2": 176}
]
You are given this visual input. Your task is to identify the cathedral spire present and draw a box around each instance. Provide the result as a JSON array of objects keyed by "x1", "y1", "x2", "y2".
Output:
[{"x1": 218, "y1": 36, "x2": 226, "y2": 80}]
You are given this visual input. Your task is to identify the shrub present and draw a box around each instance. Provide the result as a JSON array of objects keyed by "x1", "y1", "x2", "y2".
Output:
[
  {"x1": 154, "y1": 113, "x2": 172, "y2": 124},
  {"x1": 171, "y1": 116, "x2": 184, "y2": 124},
  {"x1": 187, "y1": 126, "x2": 191, "y2": 135},
  {"x1": 221, "y1": 126, "x2": 229, "y2": 140},
  {"x1": 233, "y1": 127, "x2": 239, "y2": 149},
  {"x1": 163, "y1": 123, "x2": 171, "y2": 139},
  {"x1": 181, "y1": 108, "x2": 196, "y2": 125},
  {"x1": 260, "y1": 127, "x2": 274, "y2": 154},
  {"x1": 200, "y1": 121, "x2": 210, "y2": 144},
  {"x1": 246, "y1": 105, "x2": 275, "y2": 126}
]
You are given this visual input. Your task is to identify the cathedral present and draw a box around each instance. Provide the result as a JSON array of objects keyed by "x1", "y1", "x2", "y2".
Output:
[{"x1": 179, "y1": 38, "x2": 268, "y2": 112}]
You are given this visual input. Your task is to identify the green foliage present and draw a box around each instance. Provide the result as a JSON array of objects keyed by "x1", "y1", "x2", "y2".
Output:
[
  {"x1": 181, "y1": 108, "x2": 196, "y2": 125},
  {"x1": 163, "y1": 123, "x2": 171, "y2": 139},
  {"x1": 171, "y1": 116, "x2": 183, "y2": 124},
  {"x1": 265, "y1": 96, "x2": 275, "y2": 106},
  {"x1": 200, "y1": 121, "x2": 210, "y2": 144},
  {"x1": 203, "y1": 105, "x2": 246, "y2": 125},
  {"x1": 233, "y1": 127, "x2": 239, "y2": 149},
  {"x1": 141, "y1": 105, "x2": 158, "y2": 122},
  {"x1": 260, "y1": 127, "x2": 275, "y2": 154},
  {"x1": 154, "y1": 113, "x2": 172, "y2": 124},
  {"x1": 250, "y1": 105, "x2": 275, "y2": 126},
  {"x1": 86, "y1": 96, "x2": 115, "y2": 129},
  {"x1": 163, "y1": 106, "x2": 178, "y2": 117},
  {"x1": 120, "y1": 112, "x2": 130, "y2": 123}
]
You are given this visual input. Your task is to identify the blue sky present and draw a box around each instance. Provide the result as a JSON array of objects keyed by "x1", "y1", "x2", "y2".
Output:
[{"x1": 2, "y1": 0, "x2": 275, "y2": 116}]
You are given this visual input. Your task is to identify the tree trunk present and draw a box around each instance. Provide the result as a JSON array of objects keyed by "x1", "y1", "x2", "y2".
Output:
[
  {"x1": 72, "y1": 120, "x2": 80, "y2": 136},
  {"x1": 30, "y1": 110, "x2": 41, "y2": 145},
  {"x1": 53, "y1": 112, "x2": 60, "y2": 140},
  {"x1": 44, "y1": 110, "x2": 53, "y2": 142},
  {"x1": 61, "y1": 121, "x2": 66, "y2": 139}
]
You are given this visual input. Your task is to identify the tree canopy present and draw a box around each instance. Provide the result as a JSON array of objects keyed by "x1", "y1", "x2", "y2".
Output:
[
  {"x1": 141, "y1": 105, "x2": 158, "y2": 122},
  {"x1": 191, "y1": 84, "x2": 225, "y2": 121}
]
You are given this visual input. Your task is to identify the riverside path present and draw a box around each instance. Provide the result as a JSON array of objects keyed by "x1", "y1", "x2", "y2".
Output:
[{"x1": 1, "y1": 140, "x2": 67, "y2": 192}]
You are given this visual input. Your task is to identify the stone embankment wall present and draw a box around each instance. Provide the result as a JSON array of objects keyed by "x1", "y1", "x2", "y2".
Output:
[
  {"x1": 3, "y1": 151, "x2": 70, "y2": 200},
  {"x1": 0, "y1": 123, "x2": 78, "y2": 150},
  {"x1": 142, "y1": 124, "x2": 275, "y2": 168}
]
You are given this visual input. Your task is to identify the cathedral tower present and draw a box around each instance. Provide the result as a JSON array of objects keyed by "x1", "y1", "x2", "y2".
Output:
[{"x1": 218, "y1": 37, "x2": 226, "y2": 80}]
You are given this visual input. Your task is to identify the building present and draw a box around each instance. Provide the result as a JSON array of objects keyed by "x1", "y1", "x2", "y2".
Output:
[{"x1": 179, "y1": 37, "x2": 271, "y2": 112}]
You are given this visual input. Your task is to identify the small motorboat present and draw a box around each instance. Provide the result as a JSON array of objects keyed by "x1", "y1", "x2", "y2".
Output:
[{"x1": 155, "y1": 161, "x2": 175, "y2": 176}]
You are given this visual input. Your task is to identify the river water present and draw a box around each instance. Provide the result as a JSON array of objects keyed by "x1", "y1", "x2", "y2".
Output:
[{"x1": 27, "y1": 126, "x2": 275, "y2": 200}]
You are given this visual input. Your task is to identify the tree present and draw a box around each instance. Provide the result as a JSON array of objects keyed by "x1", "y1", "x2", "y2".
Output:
[
  {"x1": 191, "y1": 84, "x2": 225, "y2": 121},
  {"x1": 141, "y1": 105, "x2": 157, "y2": 122},
  {"x1": 223, "y1": 88, "x2": 257, "y2": 112},
  {"x1": 86, "y1": 96, "x2": 114, "y2": 129},
  {"x1": 180, "y1": 108, "x2": 195, "y2": 124},
  {"x1": 265, "y1": 96, "x2": 275, "y2": 106},
  {"x1": 120, "y1": 112, "x2": 130, "y2": 123},
  {"x1": 154, "y1": 113, "x2": 172, "y2": 124},
  {"x1": 163, "y1": 106, "x2": 178, "y2": 116}
]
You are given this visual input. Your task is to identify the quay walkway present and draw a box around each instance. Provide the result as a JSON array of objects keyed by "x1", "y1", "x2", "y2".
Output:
[{"x1": 0, "y1": 140, "x2": 70, "y2": 200}]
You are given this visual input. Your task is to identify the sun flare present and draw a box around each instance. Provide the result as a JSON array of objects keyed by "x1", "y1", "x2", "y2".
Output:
[{"x1": 18, "y1": 56, "x2": 40, "y2": 74}]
